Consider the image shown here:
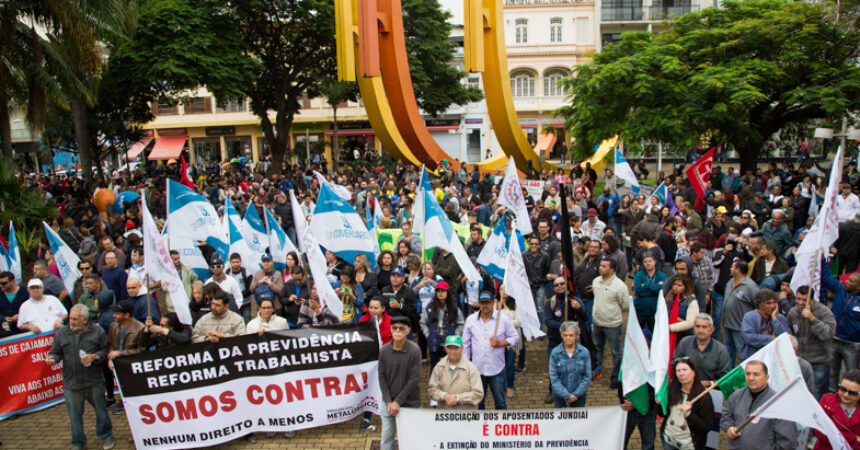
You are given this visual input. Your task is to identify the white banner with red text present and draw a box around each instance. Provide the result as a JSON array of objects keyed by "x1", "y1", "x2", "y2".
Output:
[
  {"x1": 396, "y1": 406, "x2": 627, "y2": 450},
  {"x1": 0, "y1": 331, "x2": 65, "y2": 421},
  {"x1": 113, "y1": 322, "x2": 382, "y2": 449}
]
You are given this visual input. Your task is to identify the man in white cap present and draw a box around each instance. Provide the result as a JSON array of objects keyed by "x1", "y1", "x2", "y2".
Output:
[{"x1": 17, "y1": 278, "x2": 68, "y2": 334}]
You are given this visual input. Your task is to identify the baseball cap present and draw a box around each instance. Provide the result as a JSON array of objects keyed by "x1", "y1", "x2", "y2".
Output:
[
  {"x1": 436, "y1": 281, "x2": 449, "y2": 291},
  {"x1": 209, "y1": 254, "x2": 224, "y2": 266},
  {"x1": 478, "y1": 291, "x2": 494, "y2": 302},
  {"x1": 391, "y1": 267, "x2": 405, "y2": 277},
  {"x1": 445, "y1": 335, "x2": 463, "y2": 347},
  {"x1": 111, "y1": 300, "x2": 134, "y2": 314},
  {"x1": 27, "y1": 278, "x2": 43, "y2": 288},
  {"x1": 261, "y1": 253, "x2": 273, "y2": 261},
  {"x1": 715, "y1": 206, "x2": 728, "y2": 214},
  {"x1": 587, "y1": 208, "x2": 597, "y2": 217}
]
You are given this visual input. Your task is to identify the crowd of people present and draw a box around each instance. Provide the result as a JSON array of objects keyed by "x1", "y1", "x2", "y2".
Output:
[{"x1": 6, "y1": 151, "x2": 860, "y2": 449}]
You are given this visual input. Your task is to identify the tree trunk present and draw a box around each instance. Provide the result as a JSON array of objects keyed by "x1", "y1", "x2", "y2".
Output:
[
  {"x1": 331, "y1": 104, "x2": 339, "y2": 169},
  {"x1": 71, "y1": 101, "x2": 93, "y2": 184},
  {"x1": 736, "y1": 141, "x2": 760, "y2": 175},
  {"x1": 0, "y1": 90, "x2": 12, "y2": 160}
]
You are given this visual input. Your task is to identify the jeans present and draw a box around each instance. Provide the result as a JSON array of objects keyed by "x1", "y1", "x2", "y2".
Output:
[
  {"x1": 532, "y1": 287, "x2": 545, "y2": 328},
  {"x1": 593, "y1": 325, "x2": 623, "y2": 382},
  {"x1": 581, "y1": 299, "x2": 594, "y2": 332},
  {"x1": 479, "y1": 372, "x2": 507, "y2": 410},
  {"x1": 240, "y1": 305, "x2": 252, "y2": 324},
  {"x1": 553, "y1": 394, "x2": 587, "y2": 408},
  {"x1": 830, "y1": 339, "x2": 860, "y2": 392},
  {"x1": 724, "y1": 328, "x2": 743, "y2": 365},
  {"x1": 66, "y1": 383, "x2": 113, "y2": 448},
  {"x1": 710, "y1": 291, "x2": 724, "y2": 339},
  {"x1": 505, "y1": 348, "x2": 516, "y2": 389},
  {"x1": 380, "y1": 404, "x2": 397, "y2": 450},
  {"x1": 102, "y1": 361, "x2": 114, "y2": 403},
  {"x1": 624, "y1": 405, "x2": 657, "y2": 450},
  {"x1": 813, "y1": 364, "x2": 830, "y2": 400},
  {"x1": 285, "y1": 226, "x2": 297, "y2": 248}
]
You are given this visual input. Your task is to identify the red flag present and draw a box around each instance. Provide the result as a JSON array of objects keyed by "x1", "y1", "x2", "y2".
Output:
[
  {"x1": 685, "y1": 147, "x2": 714, "y2": 210},
  {"x1": 179, "y1": 156, "x2": 195, "y2": 191}
]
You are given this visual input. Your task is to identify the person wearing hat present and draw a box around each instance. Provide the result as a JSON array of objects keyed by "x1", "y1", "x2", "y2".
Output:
[
  {"x1": 106, "y1": 300, "x2": 144, "y2": 414},
  {"x1": 581, "y1": 208, "x2": 606, "y2": 241},
  {"x1": 249, "y1": 252, "x2": 285, "y2": 311},
  {"x1": 17, "y1": 278, "x2": 68, "y2": 335},
  {"x1": 382, "y1": 267, "x2": 418, "y2": 320},
  {"x1": 748, "y1": 192, "x2": 772, "y2": 224},
  {"x1": 203, "y1": 253, "x2": 244, "y2": 316},
  {"x1": 706, "y1": 206, "x2": 729, "y2": 239},
  {"x1": 378, "y1": 314, "x2": 422, "y2": 450},
  {"x1": 428, "y1": 335, "x2": 483, "y2": 410},
  {"x1": 462, "y1": 290, "x2": 519, "y2": 410},
  {"x1": 420, "y1": 281, "x2": 465, "y2": 374}
]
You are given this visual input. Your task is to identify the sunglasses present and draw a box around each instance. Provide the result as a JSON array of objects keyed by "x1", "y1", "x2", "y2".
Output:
[
  {"x1": 0, "y1": 280, "x2": 8, "y2": 286},
  {"x1": 839, "y1": 386, "x2": 860, "y2": 396},
  {"x1": 554, "y1": 283, "x2": 565, "y2": 287},
  {"x1": 391, "y1": 325, "x2": 409, "y2": 331},
  {"x1": 211, "y1": 265, "x2": 223, "y2": 269},
  {"x1": 80, "y1": 266, "x2": 92, "y2": 271}
]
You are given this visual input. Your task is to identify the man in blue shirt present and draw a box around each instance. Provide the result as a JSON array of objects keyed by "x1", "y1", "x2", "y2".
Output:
[{"x1": 822, "y1": 258, "x2": 860, "y2": 392}]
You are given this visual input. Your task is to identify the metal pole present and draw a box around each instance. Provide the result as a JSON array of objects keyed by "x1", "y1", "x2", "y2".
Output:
[
  {"x1": 145, "y1": 274, "x2": 152, "y2": 319},
  {"x1": 305, "y1": 128, "x2": 310, "y2": 165},
  {"x1": 658, "y1": 141, "x2": 663, "y2": 174}
]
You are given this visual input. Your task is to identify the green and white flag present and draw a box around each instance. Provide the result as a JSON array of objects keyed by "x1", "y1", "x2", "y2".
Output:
[
  {"x1": 650, "y1": 290, "x2": 670, "y2": 415},
  {"x1": 620, "y1": 296, "x2": 652, "y2": 415},
  {"x1": 716, "y1": 333, "x2": 802, "y2": 399}
]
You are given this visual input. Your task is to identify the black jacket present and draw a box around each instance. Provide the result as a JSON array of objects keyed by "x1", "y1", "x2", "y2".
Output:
[
  {"x1": 660, "y1": 386, "x2": 715, "y2": 450},
  {"x1": 380, "y1": 285, "x2": 418, "y2": 320},
  {"x1": 279, "y1": 280, "x2": 311, "y2": 325},
  {"x1": 573, "y1": 256, "x2": 601, "y2": 301},
  {"x1": 523, "y1": 250, "x2": 551, "y2": 289},
  {"x1": 139, "y1": 326, "x2": 192, "y2": 350},
  {"x1": 273, "y1": 201, "x2": 294, "y2": 229}
]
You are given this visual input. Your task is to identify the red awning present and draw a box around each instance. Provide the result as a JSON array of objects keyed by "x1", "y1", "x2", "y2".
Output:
[
  {"x1": 148, "y1": 136, "x2": 187, "y2": 160},
  {"x1": 324, "y1": 129, "x2": 375, "y2": 137},
  {"x1": 124, "y1": 137, "x2": 153, "y2": 160}
]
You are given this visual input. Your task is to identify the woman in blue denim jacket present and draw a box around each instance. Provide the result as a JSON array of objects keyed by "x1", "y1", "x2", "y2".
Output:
[{"x1": 549, "y1": 321, "x2": 592, "y2": 408}]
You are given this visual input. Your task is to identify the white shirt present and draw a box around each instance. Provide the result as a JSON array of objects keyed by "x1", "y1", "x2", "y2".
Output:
[
  {"x1": 127, "y1": 264, "x2": 148, "y2": 295},
  {"x1": 245, "y1": 314, "x2": 288, "y2": 334},
  {"x1": 836, "y1": 193, "x2": 860, "y2": 222},
  {"x1": 17, "y1": 295, "x2": 67, "y2": 333},
  {"x1": 205, "y1": 275, "x2": 245, "y2": 309}
]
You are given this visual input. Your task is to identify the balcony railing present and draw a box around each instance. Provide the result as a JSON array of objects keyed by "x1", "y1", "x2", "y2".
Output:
[
  {"x1": 505, "y1": 0, "x2": 591, "y2": 4},
  {"x1": 649, "y1": 4, "x2": 692, "y2": 18},
  {"x1": 601, "y1": 6, "x2": 644, "y2": 21}
]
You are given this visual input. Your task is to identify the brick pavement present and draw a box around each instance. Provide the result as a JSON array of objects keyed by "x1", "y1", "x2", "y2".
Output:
[{"x1": 0, "y1": 335, "x2": 682, "y2": 450}]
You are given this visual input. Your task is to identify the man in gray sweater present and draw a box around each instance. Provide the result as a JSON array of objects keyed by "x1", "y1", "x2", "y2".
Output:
[
  {"x1": 378, "y1": 315, "x2": 421, "y2": 450},
  {"x1": 721, "y1": 260, "x2": 758, "y2": 364},
  {"x1": 786, "y1": 285, "x2": 836, "y2": 400},
  {"x1": 721, "y1": 361, "x2": 796, "y2": 449},
  {"x1": 673, "y1": 313, "x2": 732, "y2": 386}
]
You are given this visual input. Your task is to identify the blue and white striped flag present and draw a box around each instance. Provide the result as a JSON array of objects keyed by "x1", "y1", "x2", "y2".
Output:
[
  {"x1": 476, "y1": 213, "x2": 525, "y2": 282},
  {"x1": 264, "y1": 206, "x2": 298, "y2": 273},
  {"x1": 311, "y1": 184, "x2": 378, "y2": 267},
  {"x1": 421, "y1": 190, "x2": 480, "y2": 283},
  {"x1": 42, "y1": 222, "x2": 81, "y2": 295},
  {"x1": 8, "y1": 222, "x2": 20, "y2": 285},
  {"x1": 167, "y1": 179, "x2": 229, "y2": 261}
]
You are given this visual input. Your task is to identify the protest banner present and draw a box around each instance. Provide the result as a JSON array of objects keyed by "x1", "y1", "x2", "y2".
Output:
[
  {"x1": 0, "y1": 331, "x2": 65, "y2": 421},
  {"x1": 519, "y1": 179, "x2": 543, "y2": 199},
  {"x1": 396, "y1": 406, "x2": 627, "y2": 450},
  {"x1": 113, "y1": 322, "x2": 382, "y2": 449}
]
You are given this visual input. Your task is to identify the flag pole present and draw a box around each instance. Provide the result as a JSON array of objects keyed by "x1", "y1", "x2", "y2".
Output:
[
  {"x1": 145, "y1": 274, "x2": 152, "y2": 319},
  {"x1": 807, "y1": 248, "x2": 822, "y2": 310},
  {"x1": 687, "y1": 381, "x2": 720, "y2": 405},
  {"x1": 493, "y1": 287, "x2": 503, "y2": 339}
]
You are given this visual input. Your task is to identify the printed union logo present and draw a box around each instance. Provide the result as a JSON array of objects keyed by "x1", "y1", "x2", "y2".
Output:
[
  {"x1": 342, "y1": 217, "x2": 352, "y2": 230},
  {"x1": 199, "y1": 207, "x2": 210, "y2": 217}
]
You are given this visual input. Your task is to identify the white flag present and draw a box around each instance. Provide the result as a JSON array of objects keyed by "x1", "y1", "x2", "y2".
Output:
[
  {"x1": 290, "y1": 190, "x2": 344, "y2": 319},
  {"x1": 746, "y1": 333, "x2": 803, "y2": 391},
  {"x1": 421, "y1": 190, "x2": 481, "y2": 283},
  {"x1": 650, "y1": 290, "x2": 670, "y2": 412},
  {"x1": 142, "y1": 190, "x2": 193, "y2": 325},
  {"x1": 752, "y1": 377, "x2": 850, "y2": 450},
  {"x1": 622, "y1": 295, "x2": 652, "y2": 397},
  {"x1": 313, "y1": 171, "x2": 352, "y2": 201},
  {"x1": 614, "y1": 148, "x2": 641, "y2": 196},
  {"x1": 497, "y1": 158, "x2": 533, "y2": 235},
  {"x1": 502, "y1": 228, "x2": 544, "y2": 341},
  {"x1": 791, "y1": 147, "x2": 842, "y2": 301},
  {"x1": 42, "y1": 222, "x2": 81, "y2": 295}
]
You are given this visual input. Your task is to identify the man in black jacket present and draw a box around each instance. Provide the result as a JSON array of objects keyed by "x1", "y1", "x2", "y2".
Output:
[
  {"x1": 381, "y1": 268, "x2": 418, "y2": 321},
  {"x1": 466, "y1": 223, "x2": 486, "y2": 260},
  {"x1": 524, "y1": 236, "x2": 551, "y2": 326},
  {"x1": 573, "y1": 240, "x2": 602, "y2": 329},
  {"x1": 280, "y1": 267, "x2": 311, "y2": 327},
  {"x1": 273, "y1": 192, "x2": 296, "y2": 245}
]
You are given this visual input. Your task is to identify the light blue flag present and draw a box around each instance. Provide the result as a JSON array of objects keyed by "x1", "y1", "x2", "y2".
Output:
[
  {"x1": 160, "y1": 218, "x2": 209, "y2": 281},
  {"x1": 0, "y1": 234, "x2": 11, "y2": 275},
  {"x1": 311, "y1": 184, "x2": 378, "y2": 268},
  {"x1": 422, "y1": 190, "x2": 480, "y2": 282},
  {"x1": 167, "y1": 179, "x2": 229, "y2": 261},
  {"x1": 419, "y1": 165, "x2": 433, "y2": 192},
  {"x1": 264, "y1": 206, "x2": 298, "y2": 273},
  {"x1": 8, "y1": 222, "x2": 21, "y2": 285},
  {"x1": 42, "y1": 222, "x2": 81, "y2": 295},
  {"x1": 412, "y1": 166, "x2": 433, "y2": 238},
  {"x1": 229, "y1": 201, "x2": 268, "y2": 274},
  {"x1": 475, "y1": 213, "x2": 525, "y2": 282},
  {"x1": 223, "y1": 196, "x2": 241, "y2": 242},
  {"x1": 615, "y1": 148, "x2": 641, "y2": 196},
  {"x1": 650, "y1": 182, "x2": 667, "y2": 205},
  {"x1": 365, "y1": 196, "x2": 374, "y2": 231}
]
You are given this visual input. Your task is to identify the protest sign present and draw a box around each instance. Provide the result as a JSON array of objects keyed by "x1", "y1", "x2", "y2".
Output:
[
  {"x1": 519, "y1": 179, "x2": 543, "y2": 199},
  {"x1": 0, "y1": 332, "x2": 65, "y2": 421},
  {"x1": 396, "y1": 406, "x2": 627, "y2": 450},
  {"x1": 113, "y1": 322, "x2": 382, "y2": 449}
]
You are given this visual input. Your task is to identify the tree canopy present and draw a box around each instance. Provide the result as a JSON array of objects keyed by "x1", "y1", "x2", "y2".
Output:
[{"x1": 557, "y1": 0, "x2": 860, "y2": 173}]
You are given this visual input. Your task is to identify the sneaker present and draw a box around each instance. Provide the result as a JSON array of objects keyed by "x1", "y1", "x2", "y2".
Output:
[
  {"x1": 359, "y1": 419, "x2": 375, "y2": 431},
  {"x1": 430, "y1": 399, "x2": 438, "y2": 407},
  {"x1": 284, "y1": 431, "x2": 296, "y2": 438},
  {"x1": 102, "y1": 437, "x2": 115, "y2": 450},
  {"x1": 110, "y1": 403, "x2": 124, "y2": 415},
  {"x1": 245, "y1": 434, "x2": 257, "y2": 444},
  {"x1": 506, "y1": 388, "x2": 514, "y2": 398},
  {"x1": 515, "y1": 367, "x2": 525, "y2": 374},
  {"x1": 105, "y1": 398, "x2": 116, "y2": 408},
  {"x1": 544, "y1": 394, "x2": 553, "y2": 404},
  {"x1": 592, "y1": 373, "x2": 604, "y2": 381},
  {"x1": 265, "y1": 432, "x2": 276, "y2": 438}
]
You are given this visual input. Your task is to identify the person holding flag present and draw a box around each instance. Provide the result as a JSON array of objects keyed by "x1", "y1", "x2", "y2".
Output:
[
  {"x1": 659, "y1": 358, "x2": 714, "y2": 450},
  {"x1": 720, "y1": 360, "x2": 797, "y2": 448},
  {"x1": 462, "y1": 291, "x2": 519, "y2": 410}
]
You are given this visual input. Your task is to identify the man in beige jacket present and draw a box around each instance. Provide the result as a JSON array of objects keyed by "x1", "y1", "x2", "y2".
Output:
[{"x1": 428, "y1": 336, "x2": 484, "y2": 409}]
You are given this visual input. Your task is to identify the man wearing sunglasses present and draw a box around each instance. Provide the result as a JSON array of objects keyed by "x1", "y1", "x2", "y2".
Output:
[
  {"x1": 72, "y1": 261, "x2": 105, "y2": 306},
  {"x1": 378, "y1": 315, "x2": 421, "y2": 450},
  {"x1": 0, "y1": 271, "x2": 27, "y2": 337},
  {"x1": 203, "y1": 254, "x2": 244, "y2": 315},
  {"x1": 815, "y1": 370, "x2": 860, "y2": 447}
]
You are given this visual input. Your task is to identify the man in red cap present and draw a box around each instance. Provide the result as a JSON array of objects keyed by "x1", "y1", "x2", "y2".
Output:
[{"x1": 581, "y1": 208, "x2": 606, "y2": 240}]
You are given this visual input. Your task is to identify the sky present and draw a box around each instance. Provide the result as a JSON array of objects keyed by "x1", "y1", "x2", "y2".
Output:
[{"x1": 440, "y1": 0, "x2": 465, "y2": 25}]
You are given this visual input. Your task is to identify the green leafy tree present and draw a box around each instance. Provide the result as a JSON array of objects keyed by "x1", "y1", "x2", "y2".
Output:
[
  {"x1": 402, "y1": 0, "x2": 483, "y2": 116},
  {"x1": 557, "y1": 0, "x2": 860, "y2": 173}
]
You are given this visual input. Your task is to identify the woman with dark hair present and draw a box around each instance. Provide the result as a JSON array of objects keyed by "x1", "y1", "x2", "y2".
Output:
[
  {"x1": 354, "y1": 254, "x2": 379, "y2": 301},
  {"x1": 335, "y1": 265, "x2": 364, "y2": 323},
  {"x1": 139, "y1": 313, "x2": 192, "y2": 349},
  {"x1": 419, "y1": 281, "x2": 464, "y2": 374},
  {"x1": 660, "y1": 358, "x2": 714, "y2": 450},
  {"x1": 283, "y1": 251, "x2": 300, "y2": 283},
  {"x1": 376, "y1": 250, "x2": 395, "y2": 291},
  {"x1": 668, "y1": 275, "x2": 700, "y2": 352},
  {"x1": 395, "y1": 240, "x2": 413, "y2": 269}
]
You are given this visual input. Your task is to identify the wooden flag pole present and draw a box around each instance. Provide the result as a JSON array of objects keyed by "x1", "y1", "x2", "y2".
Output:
[
  {"x1": 734, "y1": 413, "x2": 758, "y2": 433},
  {"x1": 687, "y1": 380, "x2": 720, "y2": 405}
]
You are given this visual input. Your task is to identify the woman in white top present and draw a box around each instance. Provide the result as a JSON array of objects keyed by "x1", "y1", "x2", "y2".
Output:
[
  {"x1": 245, "y1": 298, "x2": 288, "y2": 334},
  {"x1": 412, "y1": 262, "x2": 443, "y2": 309}
]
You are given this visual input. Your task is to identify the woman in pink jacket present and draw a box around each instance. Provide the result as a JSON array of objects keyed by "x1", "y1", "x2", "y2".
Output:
[{"x1": 815, "y1": 370, "x2": 860, "y2": 449}]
